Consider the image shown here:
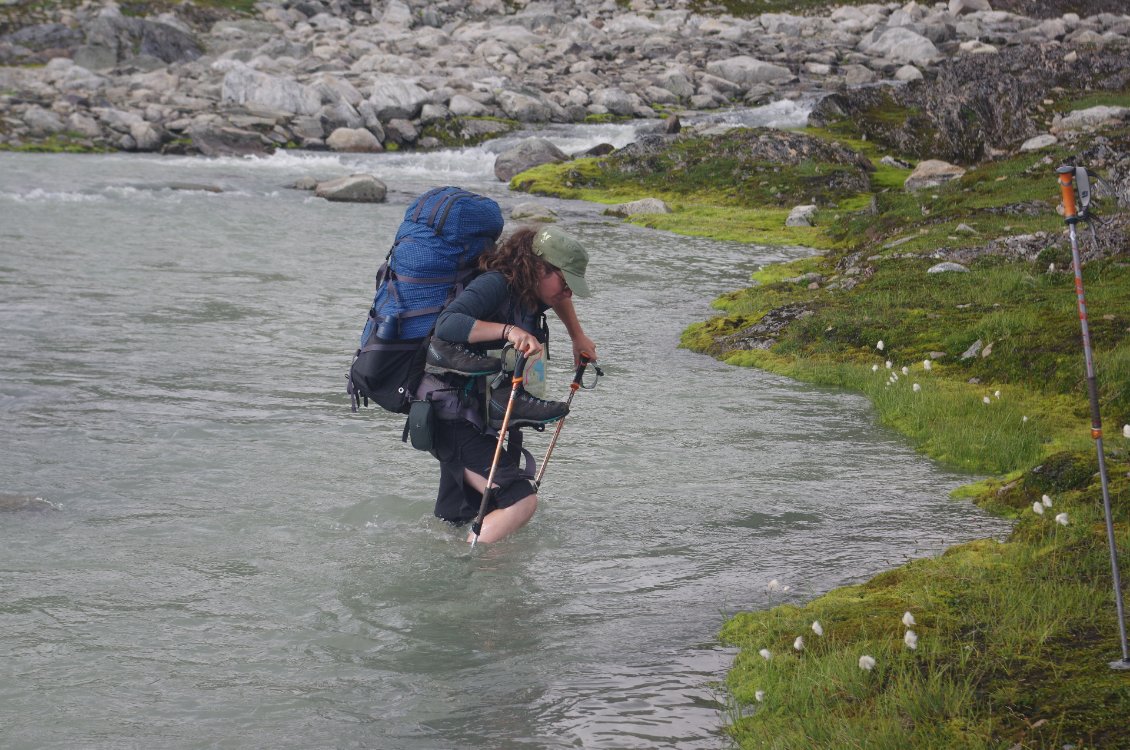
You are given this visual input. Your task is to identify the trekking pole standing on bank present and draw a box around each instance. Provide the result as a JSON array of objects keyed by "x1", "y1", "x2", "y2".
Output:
[
  {"x1": 535, "y1": 353, "x2": 602, "y2": 488},
  {"x1": 1057, "y1": 165, "x2": 1130, "y2": 670},
  {"x1": 470, "y1": 353, "x2": 528, "y2": 549}
]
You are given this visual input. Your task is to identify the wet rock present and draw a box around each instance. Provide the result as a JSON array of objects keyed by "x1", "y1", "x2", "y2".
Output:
[
  {"x1": 494, "y1": 138, "x2": 569, "y2": 182},
  {"x1": 315, "y1": 174, "x2": 387, "y2": 203},
  {"x1": 511, "y1": 202, "x2": 558, "y2": 222},
  {"x1": 0, "y1": 494, "x2": 59, "y2": 512},
  {"x1": 188, "y1": 123, "x2": 271, "y2": 157}
]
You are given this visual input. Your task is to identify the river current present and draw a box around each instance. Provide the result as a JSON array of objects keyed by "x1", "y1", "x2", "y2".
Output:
[{"x1": 0, "y1": 117, "x2": 1010, "y2": 749}]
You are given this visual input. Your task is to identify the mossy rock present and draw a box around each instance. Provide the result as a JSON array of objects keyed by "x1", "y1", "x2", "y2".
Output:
[{"x1": 1022, "y1": 451, "x2": 1098, "y2": 495}]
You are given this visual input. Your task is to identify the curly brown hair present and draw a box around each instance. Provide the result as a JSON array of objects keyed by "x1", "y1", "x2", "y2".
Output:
[{"x1": 478, "y1": 225, "x2": 552, "y2": 311}]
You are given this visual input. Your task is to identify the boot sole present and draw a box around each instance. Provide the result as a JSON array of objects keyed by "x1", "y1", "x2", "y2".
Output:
[{"x1": 424, "y1": 363, "x2": 502, "y2": 377}]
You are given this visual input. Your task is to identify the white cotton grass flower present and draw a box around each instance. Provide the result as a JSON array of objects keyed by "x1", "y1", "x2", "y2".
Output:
[
  {"x1": 811, "y1": 621, "x2": 824, "y2": 636},
  {"x1": 901, "y1": 366, "x2": 909, "y2": 376},
  {"x1": 755, "y1": 690, "x2": 765, "y2": 702},
  {"x1": 886, "y1": 360, "x2": 893, "y2": 369},
  {"x1": 794, "y1": 636, "x2": 805, "y2": 651},
  {"x1": 782, "y1": 586, "x2": 790, "y2": 592},
  {"x1": 902, "y1": 611, "x2": 916, "y2": 627},
  {"x1": 923, "y1": 359, "x2": 932, "y2": 371},
  {"x1": 1032, "y1": 501, "x2": 1044, "y2": 515},
  {"x1": 913, "y1": 383, "x2": 921, "y2": 392},
  {"x1": 1055, "y1": 513, "x2": 1069, "y2": 526},
  {"x1": 872, "y1": 363, "x2": 880, "y2": 372},
  {"x1": 982, "y1": 396, "x2": 991, "y2": 405},
  {"x1": 877, "y1": 340, "x2": 885, "y2": 351},
  {"x1": 904, "y1": 630, "x2": 918, "y2": 650},
  {"x1": 859, "y1": 655, "x2": 876, "y2": 671},
  {"x1": 994, "y1": 390, "x2": 1001, "y2": 399},
  {"x1": 1023, "y1": 416, "x2": 1029, "y2": 423},
  {"x1": 767, "y1": 579, "x2": 780, "y2": 592},
  {"x1": 1124, "y1": 424, "x2": 1130, "y2": 438},
  {"x1": 759, "y1": 648, "x2": 772, "y2": 660},
  {"x1": 1042, "y1": 495, "x2": 1053, "y2": 508}
]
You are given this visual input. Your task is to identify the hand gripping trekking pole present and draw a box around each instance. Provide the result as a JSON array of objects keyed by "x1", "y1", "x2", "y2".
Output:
[
  {"x1": 1057, "y1": 165, "x2": 1129, "y2": 670},
  {"x1": 535, "y1": 353, "x2": 601, "y2": 488},
  {"x1": 470, "y1": 352, "x2": 528, "y2": 548}
]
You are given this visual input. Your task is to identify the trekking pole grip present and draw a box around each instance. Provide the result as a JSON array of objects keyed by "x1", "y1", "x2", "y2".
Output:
[
  {"x1": 1057, "y1": 165, "x2": 1078, "y2": 222},
  {"x1": 512, "y1": 353, "x2": 528, "y2": 384},
  {"x1": 571, "y1": 353, "x2": 592, "y2": 390}
]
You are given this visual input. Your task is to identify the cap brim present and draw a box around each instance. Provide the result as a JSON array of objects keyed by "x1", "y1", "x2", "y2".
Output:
[{"x1": 563, "y1": 269, "x2": 590, "y2": 298}]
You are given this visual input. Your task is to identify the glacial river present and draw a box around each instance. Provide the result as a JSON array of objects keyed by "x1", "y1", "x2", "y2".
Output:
[{"x1": 0, "y1": 118, "x2": 1010, "y2": 749}]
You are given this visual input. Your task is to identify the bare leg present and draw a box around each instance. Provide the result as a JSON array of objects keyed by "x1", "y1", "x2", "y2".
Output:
[{"x1": 463, "y1": 469, "x2": 538, "y2": 544}]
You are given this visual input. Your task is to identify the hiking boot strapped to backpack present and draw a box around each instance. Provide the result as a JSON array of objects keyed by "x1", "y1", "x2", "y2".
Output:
[{"x1": 347, "y1": 187, "x2": 505, "y2": 414}]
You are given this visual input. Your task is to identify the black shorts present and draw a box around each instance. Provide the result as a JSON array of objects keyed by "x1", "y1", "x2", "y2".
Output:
[{"x1": 432, "y1": 419, "x2": 537, "y2": 525}]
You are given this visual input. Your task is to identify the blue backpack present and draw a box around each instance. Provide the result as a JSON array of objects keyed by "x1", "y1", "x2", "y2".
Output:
[{"x1": 348, "y1": 187, "x2": 504, "y2": 414}]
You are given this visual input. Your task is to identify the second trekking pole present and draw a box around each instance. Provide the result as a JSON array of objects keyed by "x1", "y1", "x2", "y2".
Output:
[
  {"x1": 1056, "y1": 164, "x2": 1129, "y2": 670},
  {"x1": 535, "y1": 353, "x2": 599, "y2": 488},
  {"x1": 470, "y1": 352, "x2": 528, "y2": 549}
]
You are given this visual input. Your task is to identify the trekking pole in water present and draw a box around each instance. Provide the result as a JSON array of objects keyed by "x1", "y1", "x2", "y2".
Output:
[
  {"x1": 1057, "y1": 164, "x2": 1130, "y2": 670},
  {"x1": 535, "y1": 353, "x2": 603, "y2": 488},
  {"x1": 470, "y1": 352, "x2": 528, "y2": 549}
]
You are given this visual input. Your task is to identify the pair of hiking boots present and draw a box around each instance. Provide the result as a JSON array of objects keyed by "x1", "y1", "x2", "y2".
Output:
[{"x1": 425, "y1": 338, "x2": 568, "y2": 429}]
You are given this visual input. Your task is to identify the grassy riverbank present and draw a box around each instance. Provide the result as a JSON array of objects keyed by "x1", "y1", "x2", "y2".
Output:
[{"x1": 512, "y1": 103, "x2": 1130, "y2": 745}]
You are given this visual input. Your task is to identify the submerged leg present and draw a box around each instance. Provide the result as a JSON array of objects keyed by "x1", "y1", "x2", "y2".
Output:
[{"x1": 462, "y1": 469, "x2": 537, "y2": 544}]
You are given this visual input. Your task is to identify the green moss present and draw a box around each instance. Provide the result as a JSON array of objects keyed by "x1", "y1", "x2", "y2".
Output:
[
  {"x1": 722, "y1": 460, "x2": 1130, "y2": 748},
  {"x1": 0, "y1": 135, "x2": 109, "y2": 153},
  {"x1": 419, "y1": 116, "x2": 518, "y2": 148}
]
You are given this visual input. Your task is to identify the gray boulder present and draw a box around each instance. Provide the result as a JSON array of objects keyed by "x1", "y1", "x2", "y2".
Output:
[
  {"x1": 590, "y1": 87, "x2": 636, "y2": 117},
  {"x1": 786, "y1": 204, "x2": 818, "y2": 227},
  {"x1": 369, "y1": 79, "x2": 431, "y2": 121},
  {"x1": 904, "y1": 159, "x2": 966, "y2": 190},
  {"x1": 496, "y1": 89, "x2": 551, "y2": 122},
  {"x1": 220, "y1": 62, "x2": 321, "y2": 116},
  {"x1": 494, "y1": 138, "x2": 568, "y2": 182},
  {"x1": 706, "y1": 56, "x2": 792, "y2": 86},
  {"x1": 1051, "y1": 105, "x2": 1130, "y2": 134},
  {"x1": 22, "y1": 105, "x2": 66, "y2": 136},
  {"x1": 188, "y1": 123, "x2": 271, "y2": 157},
  {"x1": 928, "y1": 262, "x2": 970, "y2": 274},
  {"x1": 604, "y1": 198, "x2": 672, "y2": 218},
  {"x1": 1020, "y1": 134, "x2": 1057, "y2": 152},
  {"x1": 78, "y1": 7, "x2": 202, "y2": 70},
  {"x1": 511, "y1": 202, "x2": 558, "y2": 222},
  {"x1": 858, "y1": 27, "x2": 941, "y2": 65},
  {"x1": 326, "y1": 127, "x2": 383, "y2": 152},
  {"x1": 315, "y1": 174, "x2": 388, "y2": 203},
  {"x1": 948, "y1": 0, "x2": 992, "y2": 15}
]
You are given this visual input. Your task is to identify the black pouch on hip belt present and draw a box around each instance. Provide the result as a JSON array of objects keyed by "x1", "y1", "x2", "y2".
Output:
[{"x1": 406, "y1": 399, "x2": 436, "y2": 452}]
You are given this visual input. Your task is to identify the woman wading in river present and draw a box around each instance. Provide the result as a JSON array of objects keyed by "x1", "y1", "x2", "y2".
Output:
[{"x1": 418, "y1": 225, "x2": 597, "y2": 544}]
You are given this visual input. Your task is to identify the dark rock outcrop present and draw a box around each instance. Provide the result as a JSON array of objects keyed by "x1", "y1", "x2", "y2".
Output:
[{"x1": 811, "y1": 45, "x2": 1130, "y2": 164}]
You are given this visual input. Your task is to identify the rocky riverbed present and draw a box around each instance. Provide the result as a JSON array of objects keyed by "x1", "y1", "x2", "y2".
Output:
[{"x1": 2, "y1": 0, "x2": 1129, "y2": 159}]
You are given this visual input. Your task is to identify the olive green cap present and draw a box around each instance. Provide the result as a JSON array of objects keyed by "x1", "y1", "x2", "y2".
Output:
[{"x1": 532, "y1": 225, "x2": 591, "y2": 298}]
